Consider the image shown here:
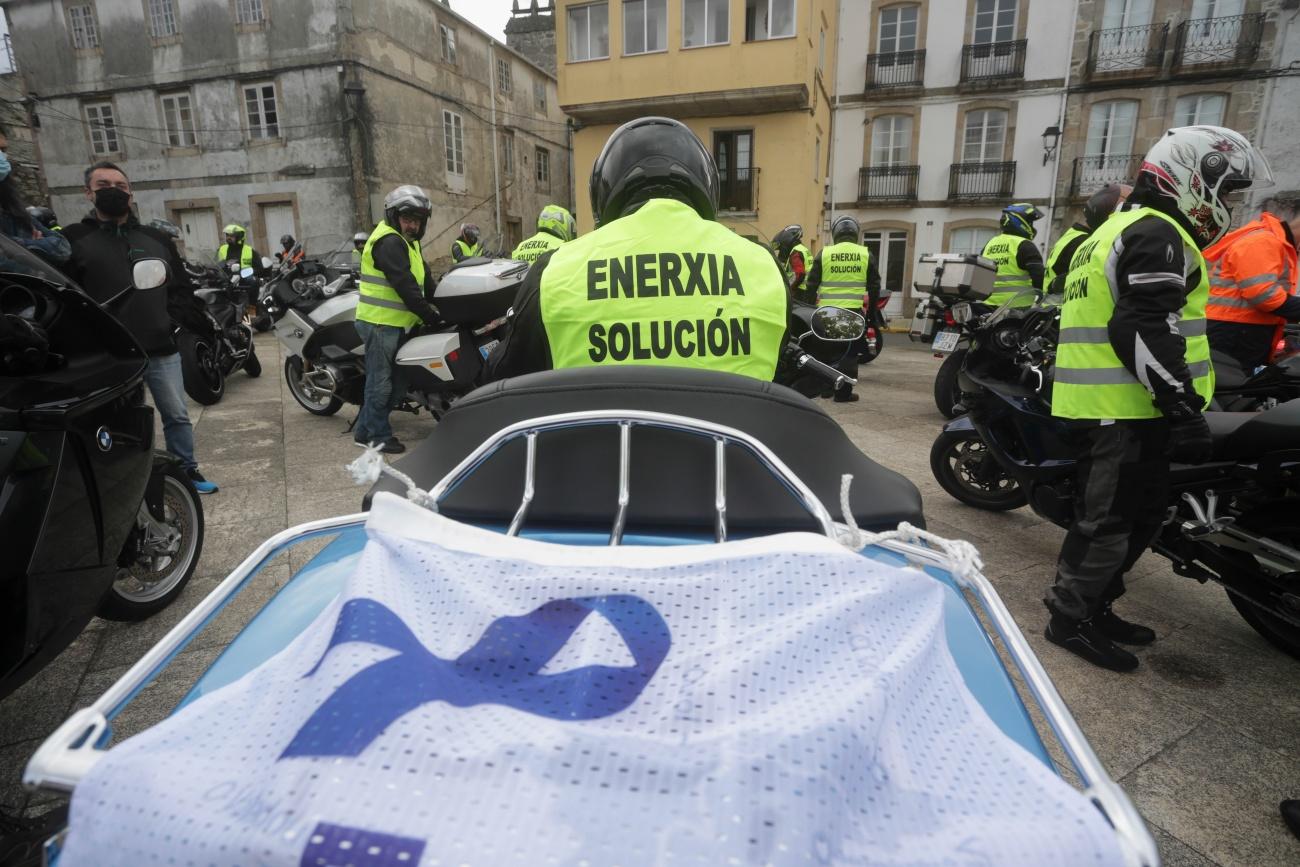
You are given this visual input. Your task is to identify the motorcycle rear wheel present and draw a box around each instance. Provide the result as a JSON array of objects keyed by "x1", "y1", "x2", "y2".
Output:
[
  {"x1": 178, "y1": 330, "x2": 225, "y2": 405},
  {"x1": 930, "y1": 429, "x2": 1027, "y2": 511},
  {"x1": 1221, "y1": 511, "x2": 1300, "y2": 659},
  {"x1": 101, "y1": 464, "x2": 204, "y2": 621},
  {"x1": 285, "y1": 355, "x2": 343, "y2": 416},
  {"x1": 934, "y1": 348, "x2": 966, "y2": 419}
]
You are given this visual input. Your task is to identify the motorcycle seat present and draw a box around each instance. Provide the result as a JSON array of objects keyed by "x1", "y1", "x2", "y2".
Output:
[
  {"x1": 365, "y1": 366, "x2": 925, "y2": 534},
  {"x1": 1209, "y1": 397, "x2": 1300, "y2": 461}
]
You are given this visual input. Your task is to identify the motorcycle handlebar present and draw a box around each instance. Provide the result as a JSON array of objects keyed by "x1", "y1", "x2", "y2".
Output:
[{"x1": 785, "y1": 343, "x2": 856, "y2": 389}]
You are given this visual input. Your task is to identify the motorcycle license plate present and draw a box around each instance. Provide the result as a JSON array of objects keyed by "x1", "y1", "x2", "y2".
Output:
[{"x1": 932, "y1": 330, "x2": 961, "y2": 354}]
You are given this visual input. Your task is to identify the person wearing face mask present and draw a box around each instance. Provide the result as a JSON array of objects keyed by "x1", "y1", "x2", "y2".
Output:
[
  {"x1": 61, "y1": 160, "x2": 218, "y2": 494},
  {"x1": 0, "y1": 128, "x2": 70, "y2": 264}
]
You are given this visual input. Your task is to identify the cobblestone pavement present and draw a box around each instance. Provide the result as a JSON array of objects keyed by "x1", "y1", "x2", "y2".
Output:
[{"x1": 2, "y1": 333, "x2": 1297, "y2": 865}]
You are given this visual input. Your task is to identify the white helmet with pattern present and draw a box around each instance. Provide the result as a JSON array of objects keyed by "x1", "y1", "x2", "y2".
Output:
[{"x1": 1138, "y1": 125, "x2": 1273, "y2": 248}]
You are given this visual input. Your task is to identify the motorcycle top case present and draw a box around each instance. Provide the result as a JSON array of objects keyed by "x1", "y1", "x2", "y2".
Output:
[
  {"x1": 914, "y1": 253, "x2": 996, "y2": 301},
  {"x1": 434, "y1": 259, "x2": 527, "y2": 326}
]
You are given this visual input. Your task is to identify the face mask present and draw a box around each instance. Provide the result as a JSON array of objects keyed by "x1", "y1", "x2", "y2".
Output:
[
  {"x1": 94, "y1": 187, "x2": 131, "y2": 218},
  {"x1": 0, "y1": 151, "x2": 10, "y2": 182}
]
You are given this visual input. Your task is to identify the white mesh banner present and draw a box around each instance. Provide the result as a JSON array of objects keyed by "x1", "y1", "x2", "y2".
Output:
[{"x1": 60, "y1": 493, "x2": 1123, "y2": 866}]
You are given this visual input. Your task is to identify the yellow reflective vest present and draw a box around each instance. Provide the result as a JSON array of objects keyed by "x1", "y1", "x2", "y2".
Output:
[
  {"x1": 1045, "y1": 226, "x2": 1089, "y2": 295},
  {"x1": 1052, "y1": 207, "x2": 1214, "y2": 420},
  {"x1": 814, "y1": 241, "x2": 871, "y2": 309},
  {"x1": 357, "y1": 221, "x2": 427, "y2": 329},
  {"x1": 982, "y1": 233, "x2": 1036, "y2": 307},
  {"x1": 453, "y1": 239, "x2": 484, "y2": 261},
  {"x1": 537, "y1": 198, "x2": 788, "y2": 380},
  {"x1": 783, "y1": 242, "x2": 811, "y2": 290},
  {"x1": 511, "y1": 231, "x2": 565, "y2": 265},
  {"x1": 218, "y1": 242, "x2": 254, "y2": 269}
]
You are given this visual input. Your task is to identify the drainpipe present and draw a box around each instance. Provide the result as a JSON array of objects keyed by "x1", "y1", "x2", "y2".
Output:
[
  {"x1": 1043, "y1": 0, "x2": 1081, "y2": 252},
  {"x1": 488, "y1": 41, "x2": 503, "y2": 244}
]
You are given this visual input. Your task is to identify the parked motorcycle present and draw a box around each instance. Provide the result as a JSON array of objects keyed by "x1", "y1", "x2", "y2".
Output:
[
  {"x1": 254, "y1": 252, "x2": 336, "y2": 332},
  {"x1": 0, "y1": 242, "x2": 204, "y2": 700},
  {"x1": 928, "y1": 287, "x2": 1300, "y2": 657},
  {"x1": 279, "y1": 258, "x2": 520, "y2": 420}
]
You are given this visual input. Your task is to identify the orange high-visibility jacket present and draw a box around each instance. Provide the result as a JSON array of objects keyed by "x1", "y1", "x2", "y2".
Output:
[{"x1": 1205, "y1": 213, "x2": 1298, "y2": 326}]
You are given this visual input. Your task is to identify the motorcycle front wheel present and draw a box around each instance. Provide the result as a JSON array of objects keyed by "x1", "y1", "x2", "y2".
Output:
[
  {"x1": 178, "y1": 330, "x2": 225, "y2": 405},
  {"x1": 101, "y1": 463, "x2": 204, "y2": 621},
  {"x1": 285, "y1": 355, "x2": 343, "y2": 416},
  {"x1": 930, "y1": 429, "x2": 1027, "y2": 511},
  {"x1": 934, "y1": 349, "x2": 967, "y2": 419},
  {"x1": 1221, "y1": 510, "x2": 1300, "y2": 659}
]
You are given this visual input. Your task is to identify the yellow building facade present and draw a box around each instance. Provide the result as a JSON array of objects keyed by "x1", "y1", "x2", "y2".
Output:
[{"x1": 556, "y1": 0, "x2": 836, "y2": 245}]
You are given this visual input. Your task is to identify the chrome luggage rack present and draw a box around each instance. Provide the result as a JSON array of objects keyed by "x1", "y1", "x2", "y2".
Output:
[{"x1": 26, "y1": 409, "x2": 1157, "y2": 867}]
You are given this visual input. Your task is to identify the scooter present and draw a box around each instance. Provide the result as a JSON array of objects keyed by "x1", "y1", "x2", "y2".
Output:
[{"x1": 0, "y1": 245, "x2": 204, "y2": 701}]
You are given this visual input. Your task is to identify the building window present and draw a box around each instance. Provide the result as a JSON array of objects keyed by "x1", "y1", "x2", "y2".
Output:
[
  {"x1": 496, "y1": 58, "x2": 513, "y2": 95},
  {"x1": 949, "y1": 226, "x2": 997, "y2": 255},
  {"x1": 234, "y1": 0, "x2": 265, "y2": 25},
  {"x1": 1175, "y1": 92, "x2": 1226, "y2": 127},
  {"x1": 1096, "y1": 0, "x2": 1155, "y2": 69},
  {"x1": 502, "y1": 132, "x2": 515, "y2": 175},
  {"x1": 863, "y1": 229, "x2": 909, "y2": 309},
  {"x1": 878, "y1": 4, "x2": 919, "y2": 53},
  {"x1": 714, "y1": 130, "x2": 755, "y2": 211},
  {"x1": 872, "y1": 115, "x2": 913, "y2": 166},
  {"x1": 536, "y1": 147, "x2": 551, "y2": 187},
  {"x1": 84, "y1": 101, "x2": 119, "y2": 155},
  {"x1": 440, "y1": 24, "x2": 457, "y2": 63},
  {"x1": 443, "y1": 110, "x2": 465, "y2": 175},
  {"x1": 745, "y1": 0, "x2": 795, "y2": 41},
  {"x1": 243, "y1": 81, "x2": 279, "y2": 139},
  {"x1": 972, "y1": 0, "x2": 1017, "y2": 44},
  {"x1": 568, "y1": 2, "x2": 610, "y2": 61},
  {"x1": 683, "y1": 0, "x2": 728, "y2": 47},
  {"x1": 1081, "y1": 99, "x2": 1138, "y2": 189},
  {"x1": 146, "y1": 0, "x2": 179, "y2": 38},
  {"x1": 67, "y1": 4, "x2": 100, "y2": 49},
  {"x1": 534, "y1": 80, "x2": 547, "y2": 111},
  {"x1": 625, "y1": 0, "x2": 667, "y2": 54},
  {"x1": 161, "y1": 92, "x2": 197, "y2": 147},
  {"x1": 961, "y1": 108, "x2": 1007, "y2": 162}
]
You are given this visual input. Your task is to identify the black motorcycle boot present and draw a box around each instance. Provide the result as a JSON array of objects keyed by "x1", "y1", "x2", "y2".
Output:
[
  {"x1": 1044, "y1": 612, "x2": 1139, "y2": 672},
  {"x1": 1092, "y1": 603, "x2": 1156, "y2": 646},
  {"x1": 833, "y1": 387, "x2": 860, "y2": 403},
  {"x1": 1281, "y1": 800, "x2": 1300, "y2": 841}
]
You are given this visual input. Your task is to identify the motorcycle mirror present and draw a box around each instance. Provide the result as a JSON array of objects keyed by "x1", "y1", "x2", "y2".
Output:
[
  {"x1": 240, "y1": 267, "x2": 255, "y2": 279},
  {"x1": 810, "y1": 306, "x2": 866, "y2": 341},
  {"x1": 132, "y1": 258, "x2": 169, "y2": 291},
  {"x1": 261, "y1": 256, "x2": 274, "y2": 269}
]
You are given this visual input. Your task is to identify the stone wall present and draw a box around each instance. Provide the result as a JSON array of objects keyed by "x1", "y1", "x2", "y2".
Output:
[
  {"x1": 0, "y1": 73, "x2": 47, "y2": 208},
  {"x1": 505, "y1": 2, "x2": 556, "y2": 76}
]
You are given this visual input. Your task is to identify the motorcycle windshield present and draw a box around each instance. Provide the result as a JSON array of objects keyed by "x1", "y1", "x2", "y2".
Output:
[{"x1": 0, "y1": 233, "x2": 72, "y2": 284}]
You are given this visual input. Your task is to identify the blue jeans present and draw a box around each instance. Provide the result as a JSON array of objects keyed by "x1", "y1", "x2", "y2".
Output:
[
  {"x1": 354, "y1": 321, "x2": 407, "y2": 443},
  {"x1": 144, "y1": 353, "x2": 196, "y2": 471}
]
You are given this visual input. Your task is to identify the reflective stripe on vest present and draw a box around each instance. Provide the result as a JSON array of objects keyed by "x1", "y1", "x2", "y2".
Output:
[
  {"x1": 219, "y1": 243, "x2": 254, "y2": 268},
  {"x1": 357, "y1": 221, "x2": 426, "y2": 328},
  {"x1": 536, "y1": 198, "x2": 788, "y2": 380},
  {"x1": 1205, "y1": 215, "x2": 1299, "y2": 326},
  {"x1": 1052, "y1": 207, "x2": 1214, "y2": 420},
  {"x1": 815, "y1": 241, "x2": 870, "y2": 309},
  {"x1": 982, "y1": 233, "x2": 1036, "y2": 307},
  {"x1": 511, "y1": 231, "x2": 564, "y2": 265}
]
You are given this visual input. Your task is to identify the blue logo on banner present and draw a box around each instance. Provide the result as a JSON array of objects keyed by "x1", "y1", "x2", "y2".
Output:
[
  {"x1": 299, "y1": 822, "x2": 426, "y2": 867},
  {"x1": 281, "y1": 595, "x2": 671, "y2": 759}
]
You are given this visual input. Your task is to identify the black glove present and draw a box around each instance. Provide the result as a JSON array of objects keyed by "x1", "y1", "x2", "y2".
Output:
[{"x1": 1156, "y1": 394, "x2": 1212, "y2": 464}]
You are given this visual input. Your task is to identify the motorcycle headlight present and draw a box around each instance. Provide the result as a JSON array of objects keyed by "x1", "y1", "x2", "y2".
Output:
[{"x1": 291, "y1": 278, "x2": 308, "y2": 295}]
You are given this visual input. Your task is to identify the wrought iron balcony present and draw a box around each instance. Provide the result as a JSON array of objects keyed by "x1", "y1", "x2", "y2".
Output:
[
  {"x1": 1173, "y1": 13, "x2": 1265, "y2": 69},
  {"x1": 1069, "y1": 154, "x2": 1144, "y2": 198},
  {"x1": 718, "y1": 167, "x2": 759, "y2": 212},
  {"x1": 858, "y1": 165, "x2": 920, "y2": 203},
  {"x1": 960, "y1": 39, "x2": 1026, "y2": 83},
  {"x1": 1086, "y1": 22, "x2": 1167, "y2": 77},
  {"x1": 948, "y1": 161, "x2": 1016, "y2": 201},
  {"x1": 865, "y1": 49, "x2": 926, "y2": 89}
]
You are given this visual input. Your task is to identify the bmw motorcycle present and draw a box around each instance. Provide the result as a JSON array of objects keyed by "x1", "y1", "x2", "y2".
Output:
[{"x1": 0, "y1": 241, "x2": 204, "y2": 701}]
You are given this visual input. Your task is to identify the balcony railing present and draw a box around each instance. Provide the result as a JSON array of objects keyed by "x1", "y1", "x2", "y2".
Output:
[
  {"x1": 865, "y1": 49, "x2": 926, "y2": 89},
  {"x1": 858, "y1": 165, "x2": 920, "y2": 203},
  {"x1": 718, "y1": 167, "x2": 759, "y2": 212},
  {"x1": 1173, "y1": 13, "x2": 1265, "y2": 69},
  {"x1": 1069, "y1": 154, "x2": 1144, "y2": 197},
  {"x1": 948, "y1": 161, "x2": 1016, "y2": 201},
  {"x1": 960, "y1": 39, "x2": 1026, "y2": 82},
  {"x1": 1086, "y1": 22, "x2": 1167, "y2": 76}
]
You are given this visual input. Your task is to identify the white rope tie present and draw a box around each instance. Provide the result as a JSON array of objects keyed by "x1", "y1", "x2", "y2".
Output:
[
  {"x1": 837, "y1": 473, "x2": 984, "y2": 586},
  {"x1": 346, "y1": 442, "x2": 438, "y2": 510}
]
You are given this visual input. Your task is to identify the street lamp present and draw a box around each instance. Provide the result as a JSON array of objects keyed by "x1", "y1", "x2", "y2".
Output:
[{"x1": 1041, "y1": 125, "x2": 1061, "y2": 166}]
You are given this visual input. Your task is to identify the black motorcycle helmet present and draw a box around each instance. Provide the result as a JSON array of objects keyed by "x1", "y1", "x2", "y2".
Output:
[
  {"x1": 1082, "y1": 183, "x2": 1131, "y2": 232},
  {"x1": 279, "y1": 234, "x2": 296, "y2": 251},
  {"x1": 590, "y1": 117, "x2": 720, "y2": 227},
  {"x1": 830, "y1": 215, "x2": 860, "y2": 244},
  {"x1": 773, "y1": 224, "x2": 803, "y2": 259}
]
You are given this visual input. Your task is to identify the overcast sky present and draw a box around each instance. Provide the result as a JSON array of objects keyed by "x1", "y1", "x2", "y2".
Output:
[{"x1": 454, "y1": 0, "x2": 516, "y2": 42}]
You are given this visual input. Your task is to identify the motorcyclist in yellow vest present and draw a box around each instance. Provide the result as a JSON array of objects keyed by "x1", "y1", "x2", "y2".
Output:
[
  {"x1": 511, "y1": 204, "x2": 575, "y2": 265},
  {"x1": 806, "y1": 215, "x2": 880, "y2": 403},
  {"x1": 773, "y1": 224, "x2": 811, "y2": 295},
  {"x1": 451, "y1": 223, "x2": 484, "y2": 262},
  {"x1": 217, "y1": 224, "x2": 266, "y2": 278},
  {"x1": 486, "y1": 116, "x2": 788, "y2": 382},
  {"x1": 981, "y1": 203, "x2": 1045, "y2": 308},
  {"x1": 1043, "y1": 184, "x2": 1131, "y2": 303},
  {"x1": 1046, "y1": 126, "x2": 1271, "y2": 673},
  {"x1": 354, "y1": 185, "x2": 441, "y2": 454}
]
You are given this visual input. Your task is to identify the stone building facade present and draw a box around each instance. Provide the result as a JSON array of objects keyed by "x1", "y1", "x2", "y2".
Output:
[
  {"x1": 0, "y1": 69, "x2": 46, "y2": 209},
  {"x1": 506, "y1": 1, "x2": 558, "y2": 76}
]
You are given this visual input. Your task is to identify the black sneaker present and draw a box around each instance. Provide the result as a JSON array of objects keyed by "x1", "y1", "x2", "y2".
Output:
[
  {"x1": 1092, "y1": 604, "x2": 1156, "y2": 646},
  {"x1": 833, "y1": 390, "x2": 860, "y2": 403},
  {"x1": 379, "y1": 437, "x2": 406, "y2": 454},
  {"x1": 1044, "y1": 613, "x2": 1139, "y2": 672},
  {"x1": 186, "y1": 469, "x2": 218, "y2": 495}
]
